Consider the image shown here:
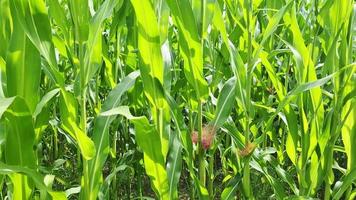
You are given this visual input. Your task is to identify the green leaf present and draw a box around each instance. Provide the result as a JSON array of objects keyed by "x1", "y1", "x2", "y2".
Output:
[
  {"x1": 251, "y1": 153, "x2": 287, "y2": 198},
  {"x1": 212, "y1": 5, "x2": 247, "y2": 110},
  {"x1": 251, "y1": 1, "x2": 293, "y2": 65},
  {"x1": 193, "y1": 175, "x2": 209, "y2": 200},
  {"x1": 6, "y1": 13, "x2": 41, "y2": 113},
  {"x1": 265, "y1": 63, "x2": 355, "y2": 166},
  {"x1": 212, "y1": 77, "x2": 236, "y2": 128},
  {"x1": 191, "y1": 0, "x2": 216, "y2": 39},
  {"x1": 130, "y1": 0, "x2": 170, "y2": 165},
  {"x1": 166, "y1": 0, "x2": 209, "y2": 100},
  {"x1": 166, "y1": 133, "x2": 182, "y2": 199},
  {"x1": 10, "y1": 0, "x2": 64, "y2": 86},
  {"x1": 0, "y1": 97, "x2": 37, "y2": 199},
  {"x1": 81, "y1": 0, "x2": 123, "y2": 90},
  {"x1": 318, "y1": 0, "x2": 353, "y2": 38},
  {"x1": 221, "y1": 175, "x2": 240, "y2": 200},
  {"x1": 130, "y1": 0, "x2": 166, "y2": 108},
  {"x1": 88, "y1": 71, "x2": 139, "y2": 199},
  {"x1": 260, "y1": 1, "x2": 292, "y2": 47},
  {"x1": 266, "y1": 63, "x2": 356, "y2": 128},
  {"x1": 0, "y1": 162, "x2": 67, "y2": 200},
  {"x1": 59, "y1": 90, "x2": 95, "y2": 160},
  {"x1": 0, "y1": 97, "x2": 36, "y2": 167},
  {"x1": 33, "y1": 88, "x2": 60, "y2": 119},
  {"x1": 132, "y1": 116, "x2": 169, "y2": 199},
  {"x1": 101, "y1": 106, "x2": 169, "y2": 199},
  {"x1": 332, "y1": 168, "x2": 356, "y2": 200},
  {"x1": 68, "y1": 0, "x2": 89, "y2": 43},
  {"x1": 0, "y1": 0, "x2": 12, "y2": 59},
  {"x1": 341, "y1": 96, "x2": 356, "y2": 178},
  {"x1": 48, "y1": 0, "x2": 70, "y2": 41},
  {"x1": 157, "y1": 0, "x2": 170, "y2": 43}
]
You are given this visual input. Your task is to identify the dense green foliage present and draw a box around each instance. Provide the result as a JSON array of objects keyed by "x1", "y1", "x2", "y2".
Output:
[{"x1": 0, "y1": 0, "x2": 355, "y2": 199}]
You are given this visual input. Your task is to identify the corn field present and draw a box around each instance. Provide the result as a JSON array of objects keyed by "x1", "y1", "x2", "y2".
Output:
[{"x1": 0, "y1": 0, "x2": 355, "y2": 199}]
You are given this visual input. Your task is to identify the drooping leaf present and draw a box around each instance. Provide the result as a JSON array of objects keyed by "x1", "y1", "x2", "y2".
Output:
[
  {"x1": 101, "y1": 106, "x2": 169, "y2": 199},
  {"x1": 130, "y1": 0, "x2": 170, "y2": 165}
]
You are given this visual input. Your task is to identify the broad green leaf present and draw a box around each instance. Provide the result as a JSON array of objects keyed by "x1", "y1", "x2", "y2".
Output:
[
  {"x1": 260, "y1": 51, "x2": 286, "y2": 100},
  {"x1": 193, "y1": 175, "x2": 209, "y2": 200},
  {"x1": 281, "y1": 38, "x2": 324, "y2": 153},
  {"x1": 191, "y1": 0, "x2": 216, "y2": 39},
  {"x1": 68, "y1": 0, "x2": 89, "y2": 43},
  {"x1": 33, "y1": 88, "x2": 60, "y2": 119},
  {"x1": 253, "y1": 0, "x2": 293, "y2": 59},
  {"x1": 102, "y1": 48, "x2": 115, "y2": 89},
  {"x1": 10, "y1": 0, "x2": 64, "y2": 86},
  {"x1": 59, "y1": 90, "x2": 95, "y2": 160},
  {"x1": 318, "y1": 0, "x2": 353, "y2": 39},
  {"x1": 283, "y1": 5, "x2": 325, "y2": 162},
  {"x1": 267, "y1": 65, "x2": 355, "y2": 126},
  {"x1": 166, "y1": 0, "x2": 209, "y2": 100},
  {"x1": 101, "y1": 106, "x2": 169, "y2": 199},
  {"x1": 251, "y1": 153, "x2": 287, "y2": 199},
  {"x1": 88, "y1": 71, "x2": 139, "y2": 200},
  {"x1": 0, "y1": 0, "x2": 12, "y2": 59},
  {"x1": 212, "y1": 4, "x2": 246, "y2": 110},
  {"x1": 264, "y1": 63, "x2": 355, "y2": 167},
  {"x1": 81, "y1": 0, "x2": 123, "y2": 90},
  {"x1": 221, "y1": 175, "x2": 240, "y2": 200},
  {"x1": 130, "y1": 0, "x2": 170, "y2": 162},
  {"x1": 48, "y1": 0, "x2": 70, "y2": 41},
  {"x1": 260, "y1": 1, "x2": 292, "y2": 46},
  {"x1": 100, "y1": 165, "x2": 132, "y2": 199},
  {"x1": 342, "y1": 81, "x2": 356, "y2": 171},
  {"x1": 260, "y1": 52, "x2": 299, "y2": 165},
  {"x1": 263, "y1": 150, "x2": 299, "y2": 194},
  {"x1": 0, "y1": 97, "x2": 36, "y2": 199},
  {"x1": 131, "y1": 116, "x2": 169, "y2": 199},
  {"x1": 154, "y1": 0, "x2": 170, "y2": 43},
  {"x1": 0, "y1": 0, "x2": 354, "y2": 198},
  {"x1": 0, "y1": 57, "x2": 6, "y2": 98},
  {"x1": 165, "y1": 92, "x2": 199, "y2": 199},
  {"x1": 130, "y1": 0, "x2": 166, "y2": 108},
  {"x1": 6, "y1": 13, "x2": 41, "y2": 113},
  {"x1": 212, "y1": 77, "x2": 236, "y2": 128},
  {"x1": 0, "y1": 162, "x2": 67, "y2": 200}
]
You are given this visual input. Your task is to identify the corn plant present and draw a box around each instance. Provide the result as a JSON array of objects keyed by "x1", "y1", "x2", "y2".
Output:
[{"x1": 0, "y1": 0, "x2": 355, "y2": 199}]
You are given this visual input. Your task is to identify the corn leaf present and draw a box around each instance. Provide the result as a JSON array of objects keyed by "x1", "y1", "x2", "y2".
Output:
[
  {"x1": 6, "y1": 12, "x2": 41, "y2": 113},
  {"x1": 0, "y1": 162, "x2": 67, "y2": 200},
  {"x1": 0, "y1": 97, "x2": 36, "y2": 199},
  {"x1": 101, "y1": 106, "x2": 169, "y2": 199},
  {"x1": 166, "y1": 0, "x2": 209, "y2": 100},
  {"x1": 59, "y1": 90, "x2": 95, "y2": 160},
  {"x1": 212, "y1": 77, "x2": 236, "y2": 128},
  {"x1": 88, "y1": 71, "x2": 139, "y2": 199}
]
